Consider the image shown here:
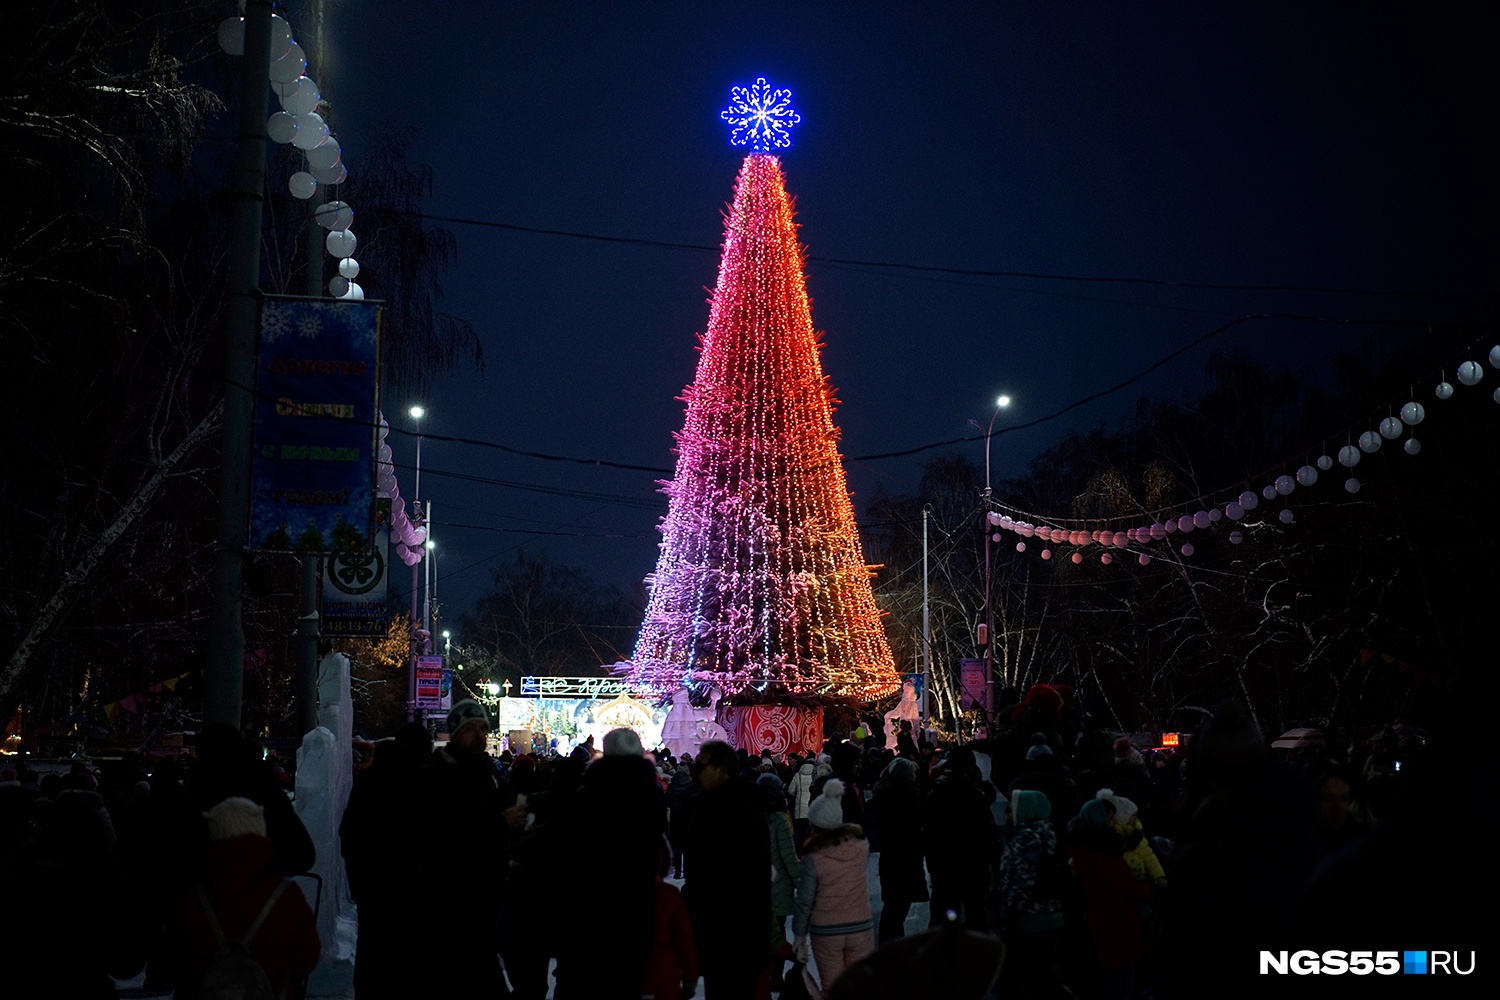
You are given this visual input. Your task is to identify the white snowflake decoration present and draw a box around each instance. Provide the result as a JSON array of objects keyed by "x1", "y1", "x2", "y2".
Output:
[
  {"x1": 261, "y1": 304, "x2": 294, "y2": 342},
  {"x1": 297, "y1": 312, "x2": 324, "y2": 340},
  {"x1": 720, "y1": 77, "x2": 800, "y2": 152}
]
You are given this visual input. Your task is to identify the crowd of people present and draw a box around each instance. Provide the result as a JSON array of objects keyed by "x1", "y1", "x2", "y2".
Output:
[{"x1": 0, "y1": 682, "x2": 1476, "y2": 999}]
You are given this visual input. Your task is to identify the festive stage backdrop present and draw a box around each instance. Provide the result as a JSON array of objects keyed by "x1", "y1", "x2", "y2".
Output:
[{"x1": 623, "y1": 100, "x2": 900, "y2": 702}]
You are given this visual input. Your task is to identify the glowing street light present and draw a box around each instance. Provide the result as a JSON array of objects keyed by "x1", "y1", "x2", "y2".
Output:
[{"x1": 977, "y1": 393, "x2": 1013, "y2": 720}]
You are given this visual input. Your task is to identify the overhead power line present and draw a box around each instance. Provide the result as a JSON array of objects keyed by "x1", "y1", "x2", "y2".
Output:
[{"x1": 414, "y1": 210, "x2": 1488, "y2": 299}]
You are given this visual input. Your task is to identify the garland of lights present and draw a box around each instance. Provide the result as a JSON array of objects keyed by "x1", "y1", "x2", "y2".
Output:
[
  {"x1": 987, "y1": 343, "x2": 1500, "y2": 566},
  {"x1": 623, "y1": 84, "x2": 898, "y2": 701}
]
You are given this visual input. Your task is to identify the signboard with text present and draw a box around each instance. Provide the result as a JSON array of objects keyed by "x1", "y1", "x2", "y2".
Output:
[
  {"x1": 249, "y1": 296, "x2": 381, "y2": 553},
  {"x1": 322, "y1": 529, "x2": 389, "y2": 636},
  {"x1": 960, "y1": 658, "x2": 987, "y2": 713},
  {"x1": 415, "y1": 656, "x2": 445, "y2": 710}
]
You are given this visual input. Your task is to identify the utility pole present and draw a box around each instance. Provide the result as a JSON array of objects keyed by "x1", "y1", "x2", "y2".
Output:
[
  {"x1": 290, "y1": 0, "x2": 330, "y2": 742},
  {"x1": 205, "y1": 0, "x2": 272, "y2": 729},
  {"x1": 921, "y1": 505, "x2": 931, "y2": 730}
]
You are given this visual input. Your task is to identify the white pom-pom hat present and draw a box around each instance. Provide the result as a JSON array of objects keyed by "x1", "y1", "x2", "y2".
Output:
[{"x1": 807, "y1": 777, "x2": 846, "y2": 829}]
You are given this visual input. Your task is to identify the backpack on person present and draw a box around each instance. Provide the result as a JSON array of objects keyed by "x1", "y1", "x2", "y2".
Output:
[{"x1": 195, "y1": 882, "x2": 288, "y2": 1000}]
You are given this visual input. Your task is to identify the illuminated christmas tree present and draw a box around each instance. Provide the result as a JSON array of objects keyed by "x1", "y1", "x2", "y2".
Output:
[{"x1": 625, "y1": 79, "x2": 900, "y2": 701}]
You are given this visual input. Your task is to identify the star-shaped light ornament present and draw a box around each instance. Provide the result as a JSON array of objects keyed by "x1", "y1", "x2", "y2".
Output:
[{"x1": 720, "y1": 77, "x2": 801, "y2": 152}]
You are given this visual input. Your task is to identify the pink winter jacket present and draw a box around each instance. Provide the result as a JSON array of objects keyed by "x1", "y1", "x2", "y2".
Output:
[{"x1": 793, "y1": 824, "x2": 874, "y2": 936}]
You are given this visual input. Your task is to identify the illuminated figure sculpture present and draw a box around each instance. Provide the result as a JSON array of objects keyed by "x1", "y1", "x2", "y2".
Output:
[
  {"x1": 624, "y1": 80, "x2": 899, "y2": 702},
  {"x1": 659, "y1": 684, "x2": 729, "y2": 756},
  {"x1": 884, "y1": 678, "x2": 921, "y2": 750}
]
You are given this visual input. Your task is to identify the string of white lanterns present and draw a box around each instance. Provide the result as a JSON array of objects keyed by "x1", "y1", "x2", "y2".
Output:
[
  {"x1": 218, "y1": 6, "x2": 364, "y2": 301},
  {"x1": 986, "y1": 337, "x2": 1500, "y2": 566}
]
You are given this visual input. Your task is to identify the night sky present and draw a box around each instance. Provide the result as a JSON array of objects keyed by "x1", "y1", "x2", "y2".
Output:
[{"x1": 325, "y1": 3, "x2": 1498, "y2": 624}]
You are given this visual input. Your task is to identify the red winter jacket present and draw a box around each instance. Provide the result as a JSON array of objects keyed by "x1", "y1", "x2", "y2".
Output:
[
  {"x1": 640, "y1": 881, "x2": 699, "y2": 1000},
  {"x1": 177, "y1": 835, "x2": 321, "y2": 999},
  {"x1": 1068, "y1": 840, "x2": 1153, "y2": 971}
]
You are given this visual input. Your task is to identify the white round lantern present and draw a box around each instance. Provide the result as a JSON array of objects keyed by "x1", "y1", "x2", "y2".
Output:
[
  {"x1": 1278, "y1": 509, "x2": 1294, "y2": 524},
  {"x1": 1100, "y1": 552, "x2": 1113, "y2": 565},
  {"x1": 1226, "y1": 501, "x2": 1244, "y2": 520},
  {"x1": 339, "y1": 258, "x2": 360, "y2": 279},
  {"x1": 282, "y1": 78, "x2": 321, "y2": 117},
  {"x1": 311, "y1": 161, "x2": 346, "y2": 185},
  {"x1": 1379, "y1": 416, "x2": 1402, "y2": 440},
  {"x1": 1040, "y1": 549, "x2": 1051, "y2": 560},
  {"x1": 1275, "y1": 475, "x2": 1295, "y2": 496},
  {"x1": 288, "y1": 172, "x2": 316, "y2": 199},
  {"x1": 1137, "y1": 553, "x2": 1151, "y2": 565},
  {"x1": 1345, "y1": 477, "x2": 1361, "y2": 494},
  {"x1": 292, "y1": 112, "x2": 328, "y2": 149},
  {"x1": 1358, "y1": 430, "x2": 1381, "y2": 453},
  {"x1": 1458, "y1": 360, "x2": 1483, "y2": 386},
  {"x1": 1435, "y1": 381, "x2": 1454, "y2": 400},
  {"x1": 1338, "y1": 445, "x2": 1360, "y2": 467},
  {"x1": 1193, "y1": 510, "x2": 1211, "y2": 530},
  {"x1": 1208, "y1": 507, "x2": 1222, "y2": 523},
  {"x1": 1180, "y1": 543, "x2": 1194, "y2": 557},
  {"x1": 218, "y1": 17, "x2": 245, "y2": 55},
  {"x1": 1296, "y1": 465, "x2": 1318, "y2": 487},
  {"x1": 1015, "y1": 542, "x2": 1025, "y2": 553},
  {"x1": 1239, "y1": 490, "x2": 1259, "y2": 511},
  {"x1": 307, "y1": 138, "x2": 341, "y2": 170},
  {"x1": 1177, "y1": 515, "x2": 1194, "y2": 533},
  {"x1": 326, "y1": 229, "x2": 357, "y2": 258},
  {"x1": 1261, "y1": 485, "x2": 1277, "y2": 500},
  {"x1": 329, "y1": 276, "x2": 350, "y2": 297},
  {"x1": 1491, "y1": 345, "x2": 1500, "y2": 369},
  {"x1": 341, "y1": 282, "x2": 364, "y2": 300},
  {"x1": 1229, "y1": 530, "x2": 1243, "y2": 544},
  {"x1": 1317, "y1": 454, "x2": 1334, "y2": 471},
  {"x1": 1149, "y1": 523, "x2": 1166, "y2": 540},
  {"x1": 1404, "y1": 438, "x2": 1421, "y2": 455},
  {"x1": 1400, "y1": 401, "x2": 1425, "y2": 425},
  {"x1": 267, "y1": 111, "x2": 298, "y2": 144},
  {"x1": 268, "y1": 14, "x2": 293, "y2": 60},
  {"x1": 269, "y1": 42, "x2": 306, "y2": 84}
]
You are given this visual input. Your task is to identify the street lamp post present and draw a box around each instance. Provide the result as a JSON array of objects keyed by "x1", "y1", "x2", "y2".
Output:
[
  {"x1": 407, "y1": 405, "x2": 425, "y2": 722},
  {"x1": 424, "y1": 537, "x2": 437, "y2": 637},
  {"x1": 980, "y1": 394, "x2": 1011, "y2": 725}
]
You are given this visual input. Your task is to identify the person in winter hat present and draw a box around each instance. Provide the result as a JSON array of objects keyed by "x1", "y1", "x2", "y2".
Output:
[
  {"x1": 758, "y1": 771, "x2": 800, "y2": 989},
  {"x1": 786, "y1": 754, "x2": 818, "y2": 844},
  {"x1": 602, "y1": 727, "x2": 646, "y2": 758},
  {"x1": 870, "y1": 756, "x2": 928, "y2": 944},
  {"x1": 176, "y1": 797, "x2": 320, "y2": 1000},
  {"x1": 1096, "y1": 788, "x2": 1167, "y2": 887},
  {"x1": 995, "y1": 789, "x2": 1068, "y2": 997},
  {"x1": 793, "y1": 778, "x2": 874, "y2": 992},
  {"x1": 1025, "y1": 732, "x2": 1053, "y2": 761},
  {"x1": 1068, "y1": 795, "x2": 1151, "y2": 998}
]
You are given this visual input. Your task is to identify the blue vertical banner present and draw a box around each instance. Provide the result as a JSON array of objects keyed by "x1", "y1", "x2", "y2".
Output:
[{"x1": 249, "y1": 296, "x2": 381, "y2": 553}]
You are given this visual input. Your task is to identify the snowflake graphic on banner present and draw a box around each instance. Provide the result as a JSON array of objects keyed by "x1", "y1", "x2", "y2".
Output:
[
  {"x1": 261, "y1": 303, "x2": 294, "y2": 342},
  {"x1": 720, "y1": 77, "x2": 800, "y2": 152},
  {"x1": 297, "y1": 312, "x2": 324, "y2": 340}
]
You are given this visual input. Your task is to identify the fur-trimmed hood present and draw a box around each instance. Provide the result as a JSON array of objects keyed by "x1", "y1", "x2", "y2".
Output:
[{"x1": 804, "y1": 822, "x2": 865, "y2": 854}]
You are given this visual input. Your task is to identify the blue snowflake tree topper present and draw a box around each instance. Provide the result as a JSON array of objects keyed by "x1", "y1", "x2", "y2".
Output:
[{"x1": 720, "y1": 77, "x2": 801, "y2": 152}]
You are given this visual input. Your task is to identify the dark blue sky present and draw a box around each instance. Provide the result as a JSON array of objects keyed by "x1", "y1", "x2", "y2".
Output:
[{"x1": 323, "y1": 2, "x2": 1497, "y2": 622}]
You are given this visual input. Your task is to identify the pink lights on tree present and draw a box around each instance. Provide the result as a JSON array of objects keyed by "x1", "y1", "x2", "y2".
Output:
[{"x1": 624, "y1": 154, "x2": 899, "y2": 701}]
